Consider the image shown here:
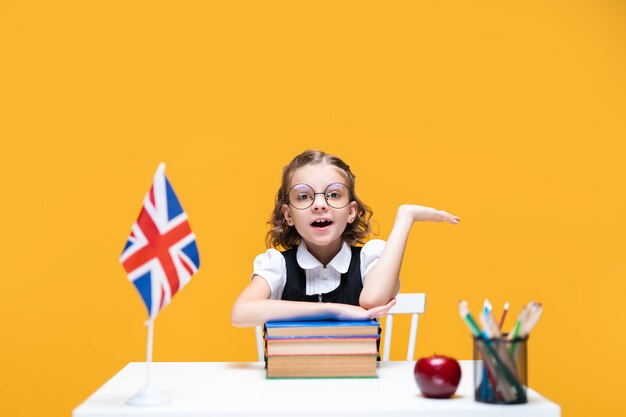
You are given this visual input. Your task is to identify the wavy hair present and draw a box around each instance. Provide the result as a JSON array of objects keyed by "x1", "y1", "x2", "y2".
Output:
[{"x1": 266, "y1": 150, "x2": 373, "y2": 249}]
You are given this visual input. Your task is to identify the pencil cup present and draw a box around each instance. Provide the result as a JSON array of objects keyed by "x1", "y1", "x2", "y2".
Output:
[{"x1": 473, "y1": 335, "x2": 528, "y2": 404}]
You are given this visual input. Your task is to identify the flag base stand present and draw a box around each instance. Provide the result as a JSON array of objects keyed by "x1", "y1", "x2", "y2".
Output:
[{"x1": 127, "y1": 386, "x2": 170, "y2": 406}]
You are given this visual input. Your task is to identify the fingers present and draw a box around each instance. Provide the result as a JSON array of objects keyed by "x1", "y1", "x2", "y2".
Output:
[
  {"x1": 368, "y1": 298, "x2": 397, "y2": 319},
  {"x1": 438, "y1": 210, "x2": 460, "y2": 225}
]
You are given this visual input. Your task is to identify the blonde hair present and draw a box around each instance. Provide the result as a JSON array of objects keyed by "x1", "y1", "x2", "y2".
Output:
[{"x1": 266, "y1": 149, "x2": 373, "y2": 249}]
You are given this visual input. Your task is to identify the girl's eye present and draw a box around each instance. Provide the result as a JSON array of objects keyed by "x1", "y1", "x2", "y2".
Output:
[
  {"x1": 297, "y1": 193, "x2": 312, "y2": 201},
  {"x1": 326, "y1": 191, "x2": 341, "y2": 199}
]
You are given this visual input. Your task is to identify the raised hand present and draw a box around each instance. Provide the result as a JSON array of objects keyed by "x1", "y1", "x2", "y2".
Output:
[{"x1": 398, "y1": 204, "x2": 460, "y2": 225}]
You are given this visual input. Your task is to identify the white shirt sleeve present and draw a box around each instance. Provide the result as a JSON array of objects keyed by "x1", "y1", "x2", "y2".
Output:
[
  {"x1": 360, "y1": 239, "x2": 386, "y2": 280},
  {"x1": 252, "y1": 248, "x2": 286, "y2": 300}
]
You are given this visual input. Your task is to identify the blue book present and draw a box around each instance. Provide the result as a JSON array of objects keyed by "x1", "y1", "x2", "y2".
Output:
[{"x1": 265, "y1": 320, "x2": 379, "y2": 337}]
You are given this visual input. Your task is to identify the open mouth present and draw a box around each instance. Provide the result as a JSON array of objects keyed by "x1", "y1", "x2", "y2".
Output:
[{"x1": 311, "y1": 219, "x2": 333, "y2": 228}]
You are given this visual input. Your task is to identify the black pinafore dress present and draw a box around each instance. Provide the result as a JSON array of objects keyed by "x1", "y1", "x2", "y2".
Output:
[{"x1": 280, "y1": 246, "x2": 363, "y2": 305}]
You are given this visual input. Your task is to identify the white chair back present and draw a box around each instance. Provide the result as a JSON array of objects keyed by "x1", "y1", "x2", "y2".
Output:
[
  {"x1": 255, "y1": 325, "x2": 264, "y2": 362},
  {"x1": 382, "y1": 293, "x2": 426, "y2": 361}
]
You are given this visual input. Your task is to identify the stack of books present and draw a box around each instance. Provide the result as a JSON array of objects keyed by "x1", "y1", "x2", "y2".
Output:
[{"x1": 264, "y1": 320, "x2": 380, "y2": 379}]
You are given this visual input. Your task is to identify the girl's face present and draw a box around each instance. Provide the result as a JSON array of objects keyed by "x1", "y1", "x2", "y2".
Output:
[{"x1": 281, "y1": 163, "x2": 357, "y2": 257}]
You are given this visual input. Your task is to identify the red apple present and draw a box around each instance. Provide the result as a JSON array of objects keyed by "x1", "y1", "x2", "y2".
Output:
[{"x1": 414, "y1": 354, "x2": 462, "y2": 398}]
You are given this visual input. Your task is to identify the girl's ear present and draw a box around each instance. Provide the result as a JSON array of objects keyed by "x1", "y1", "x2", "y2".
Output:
[
  {"x1": 281, "y1": 204, "x2": 294, "y2": 226},
  {"x1": 347, "y1": 201, "x2": 358, "y2": 223}
]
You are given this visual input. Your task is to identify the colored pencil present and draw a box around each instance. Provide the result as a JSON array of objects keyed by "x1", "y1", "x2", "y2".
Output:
[{"x1": 499, "y1": 302, "x2": 509, "y2": 330}]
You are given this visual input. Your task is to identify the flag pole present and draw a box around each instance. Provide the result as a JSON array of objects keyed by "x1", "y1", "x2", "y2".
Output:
[
  {"x1": 127, "y1": 318, "x2": 170, "y2": 406},
  {"x1": 146, "y1": 316, "x2": 154, "y2": 388}
]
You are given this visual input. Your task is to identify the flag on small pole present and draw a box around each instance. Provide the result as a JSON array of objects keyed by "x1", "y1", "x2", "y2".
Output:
[{"x1": 119, "y1": 163, "x2": 200, "y2": 406}]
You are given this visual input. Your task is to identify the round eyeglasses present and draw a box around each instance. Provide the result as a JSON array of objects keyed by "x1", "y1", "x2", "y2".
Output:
[{"x1": 288, "y1": 183, "x2": 352, "y2": 210}]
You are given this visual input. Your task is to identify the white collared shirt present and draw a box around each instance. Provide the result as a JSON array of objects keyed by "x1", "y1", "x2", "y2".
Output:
[{"x1": 252, "y1": 239, "x2": 386, "y2": 300}]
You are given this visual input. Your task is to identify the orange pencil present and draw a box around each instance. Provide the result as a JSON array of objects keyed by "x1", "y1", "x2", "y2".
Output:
[{"x1": 499, "y1": 302, "x2": 509, "y2": 330}]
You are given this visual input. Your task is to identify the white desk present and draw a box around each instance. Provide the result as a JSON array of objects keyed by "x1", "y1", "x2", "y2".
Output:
[{"x1": 73, "y1": 361, "x2": 560, "y2": 417}]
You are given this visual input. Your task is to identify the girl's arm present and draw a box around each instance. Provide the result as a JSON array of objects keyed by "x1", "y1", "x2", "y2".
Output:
[
  {"x1": 359, "y1": 204, "x2": 459, "y2": 309},
  {"x1": 231, "y1": 275, "x2": 396, "y2": 327}
]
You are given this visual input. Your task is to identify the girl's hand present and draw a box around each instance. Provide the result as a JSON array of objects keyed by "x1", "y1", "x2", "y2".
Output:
[
  {"x1": 398, "y1": 204, "x2": 460, "y2": 225},
  {"x1": 331, "y1": 298, "x2": 397, "y2": 321}
]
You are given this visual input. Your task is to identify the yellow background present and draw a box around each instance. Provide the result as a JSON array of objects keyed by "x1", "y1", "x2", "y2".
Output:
[{"x1": 1, "y1": 1, "x2": 625, "y2": 416}]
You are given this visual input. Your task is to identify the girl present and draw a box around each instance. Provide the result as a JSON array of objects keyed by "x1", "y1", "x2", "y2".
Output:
[{"x1": 231, "y1": 150, "x2": 459, "y2": 327}]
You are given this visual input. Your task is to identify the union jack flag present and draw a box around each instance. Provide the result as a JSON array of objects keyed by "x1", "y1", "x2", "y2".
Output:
[{"x1": 120, "y1": 163, "x2": 200, "y2": 320}]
